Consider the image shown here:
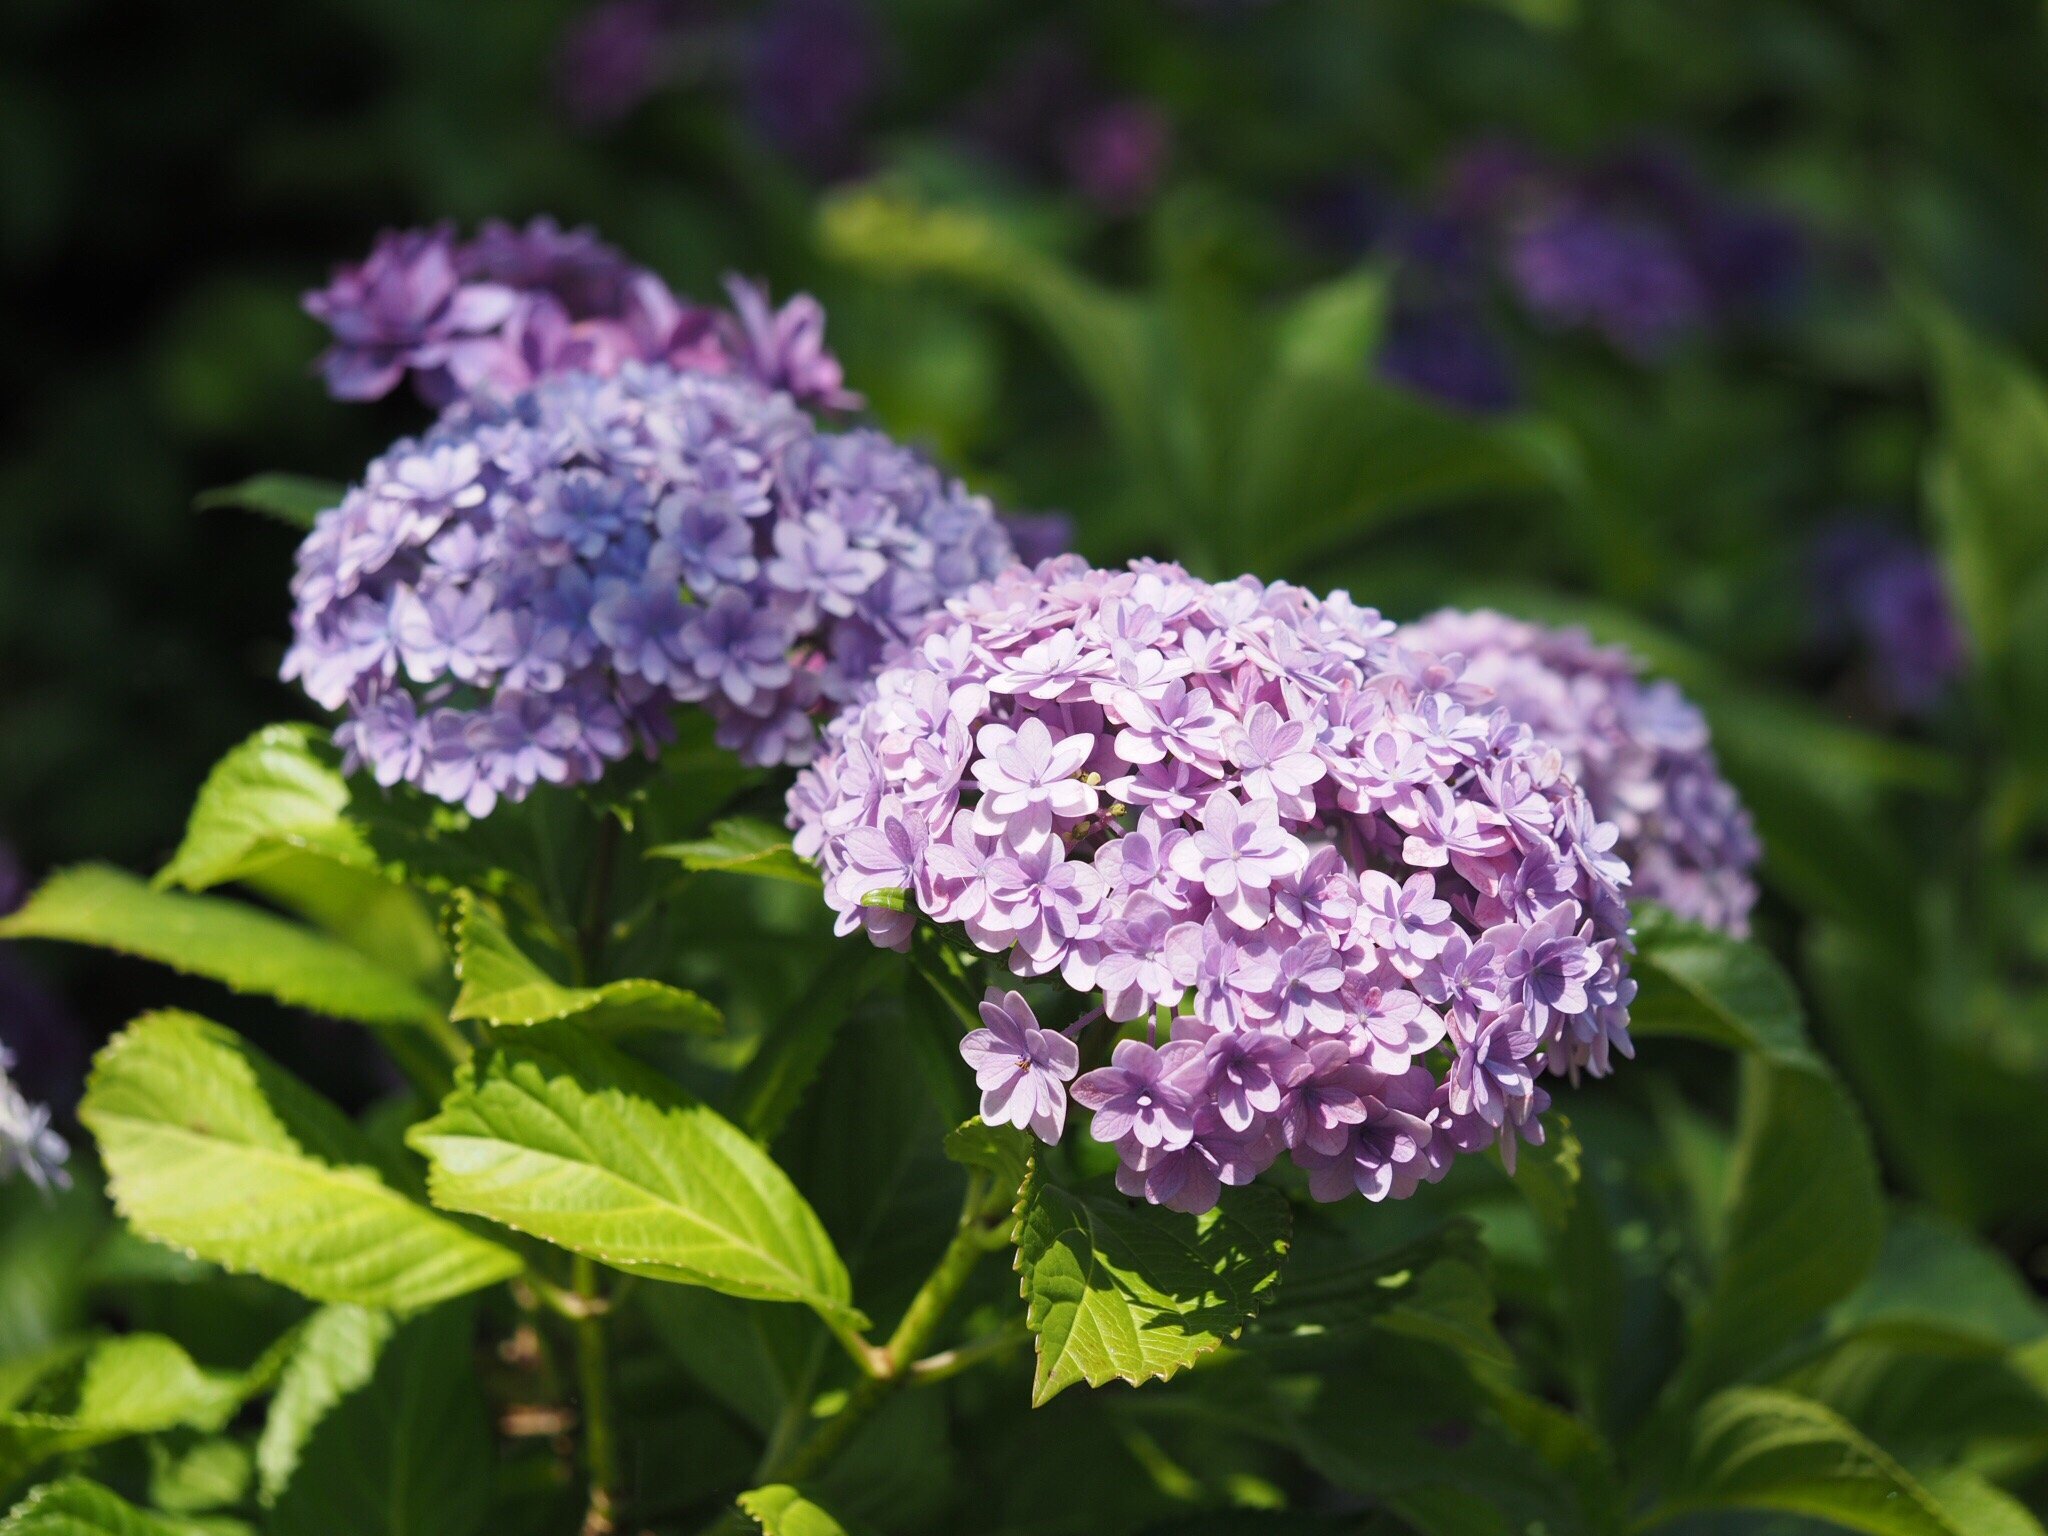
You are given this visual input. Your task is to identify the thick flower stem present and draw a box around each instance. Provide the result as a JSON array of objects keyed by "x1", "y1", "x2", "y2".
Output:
[
  {"x1": 573, "y1": 1254, "x2": 621, "y2": 1536},
  {"x1": 759, "y1": 1172, "x2": 1005, "y2": 1487}
]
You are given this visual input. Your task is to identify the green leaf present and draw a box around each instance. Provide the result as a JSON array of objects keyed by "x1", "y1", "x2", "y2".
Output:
[
  {"x1": 1272, "y1": 264, "x2": 1390, "y2": 377},
  {"x1": 1014, "y1": 1166, "x2": 1290, "y2": 1406},
  {"x1": 729, "y1": 948, "x2": 886, "y2": 1141},
  {"x1": 1920, "y1": 300, "x2": 2048, "y2": 658},
  {"x1": 1827, "y1": 1211, "x2": 2047, "y2": 1355},
  {"x1": 1676, "y1": 1061, "x2": 1884, "y2": 1401},
  {"x1": 266, "y1": 1304, "x2": 490, "y2": 1536},
  {"x1": 1, "y1": 865, "x2": 445, "y2": 1027},
  {"x1": 1651, "y1": 1386, "x2": 2044, "y2": 1536},
  {"x1": 821, "y1": 187, "x2": 1154, "y2": 483},
  {"x1": 1630, "y1": 908, "x2": 1821, "y2": 1070},
  {"x1": 148, "y1": 1438, "x2": 252, "y2": 1514},
  {"x1": 1254, "y1": 1220, "x2": 1511, "y2": 1370},
  {"x1": 0, "y1": 1334, "x2": 247, "y2": 1487},
  {"x1": 1228, "y1": 374, "x2": 1577, "y2": 573},
  {"x1": 448, "y1": 891, "x2": 721, "y2": 1035},
  {"x1": 1, "y1": 1478, "x2": 214, "y2": 1536},
  {"x1": 737, "y1": 1485, "x2": 850, "y2": 1536},
  {"x1": 192, "y1": 473, "x2": 342, "y2": 531},
  {"x1": 646, "y1": 817, "x2": 821, "y2": 887},
  {"x1": 81, "y1": 1012, "x2": 521, "y2": 1310},
  {"x1": 408, "y1": 1032, "x2": 860, "y2": 1325},
  {"x1": 157, "y1": 726, "x2": 372, "y2": 892},
  {"x1": 943, "y1": 1119, "x2": 1030, "y2": 1200},
  {"x1": 153, "y1": 726, "x2": 446, "y2": 985},
  {"x1": 255, "y1": 1305, "x2": 397, "y2": 1504}
]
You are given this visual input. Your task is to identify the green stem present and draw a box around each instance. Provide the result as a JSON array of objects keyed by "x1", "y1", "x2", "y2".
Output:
[
  {"x1": 759, "y1": 1174, "x2": 1003, "y2": 1486},
  {"x1": 572, "y1": 1254, "x2": 620, "y2": 1534}
]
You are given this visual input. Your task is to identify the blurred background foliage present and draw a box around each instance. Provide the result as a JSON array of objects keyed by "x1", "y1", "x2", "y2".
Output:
[{"x1": 6, "y1": 0, "x2": 2048, "y2": 1528}]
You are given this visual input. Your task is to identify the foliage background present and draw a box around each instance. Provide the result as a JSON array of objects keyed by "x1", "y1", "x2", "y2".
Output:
[{"x1": 4, "y1": 1, "x2": 2048, "y2": 1533}]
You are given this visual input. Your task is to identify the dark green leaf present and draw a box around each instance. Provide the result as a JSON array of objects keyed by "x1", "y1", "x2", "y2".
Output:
[
  {"x1": 1827, "y1": 1212, "x2": 2047, "y2": 1354},
  {"x1": 255, "y1": 1304, "x2": 396, "y2": 1504},
  {"x1": 1630, "y1": 910, "x2": 1820, "y2": 1070},
  {"x1": 943, "y1": 1120, "x2": 1030, "y2": 1202},
  {"x1": 266, "y1": 1304, "x2": 490, "y2": 1536},
  {"x1": 1649, "y1": 1386, "x2": 2042, "y2": 1536}
]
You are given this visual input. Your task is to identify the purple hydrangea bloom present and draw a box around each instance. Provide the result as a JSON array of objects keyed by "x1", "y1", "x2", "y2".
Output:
[
  {"x1": 305, "y1": 219, "x2": 859, "y2": 413},
  {"x1": 960, "y1": 988, "x2": 1078, "y2": 1143},
  {"x1": 1400, "y1": 608, "x2": 1759, "y2": 936},
  {"x1": 284, "y1": 365, "x2": 1014, "y2": 811},
  {"x1": 792, "y1": 559, "x2": 1637, "y2": 1210}
]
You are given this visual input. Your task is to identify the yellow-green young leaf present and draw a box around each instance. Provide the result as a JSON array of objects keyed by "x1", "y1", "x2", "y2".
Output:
[
  {"x1": 1, "y1": 1477, "x2": 215, "y2": 1536},
  {"x1": 81, "y1": 1012, "x2": 521, "y2": 1310},
  {"x1": 1630, "y1": 908, "x2": 1820, "y2": 1070},
  {"x1": 154, "y1": 727, "x2": 445, "y2": 985},
  {"x1": 0, "y1": 866, "x2": 443, "y2": 1027},
  {"x1": 156, "y1": 726, "x2": 373, "y2": 893},
  {"x1": 146, "y1": 1437, "x2": 252, "y2": 1515},
  {"x1": 738, "y1": 1485, "x2": 850, "y2": 1536},
  {"x1": 646, "y1": 816, "x2": 822, "y2": 887},
  {"x1": 265, "y1": 1305, "x2": 489, "y2": 1536},
  {"x1": 0, "y1": 1335, "x2": 247, "y2": 1488},
  {"x1": 1654, "y1": 1387, "x2": 2044, "y2": 1536},
  {"x1": 408, "y1": 1033, "x2": 859, "y2": 1326},
  {"x1": 448, "y1": 891, "x2": 720, "y2": 1035},
  {"x1": 256, "y1": 1306, "x2": 397, "y2": 1505},
  {"x1": 1014, "y1": 1166, "x2": 1291, "y2": 1406}
]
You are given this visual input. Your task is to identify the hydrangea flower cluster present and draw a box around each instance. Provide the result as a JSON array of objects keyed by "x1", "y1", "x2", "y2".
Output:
[
  {"x1": 1400, "y1": 609, "x2": 1759, "y2": 936},
  {"x1": 0, "y1": 1044, "x2": 68, "y2": 1194},
  {"x1": 283, "y1": 364, "x2": 1016, "y2": 812},
  {"x1": 790, "y1": 558, "x2": 1636, "y2": 1213},
  {"x1": 304, "y1": 217, "x2": 857, "y2": 413}
]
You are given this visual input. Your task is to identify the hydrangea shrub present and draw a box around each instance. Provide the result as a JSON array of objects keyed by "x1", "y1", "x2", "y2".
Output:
[{"x1": 792, "y1": 558, "x2": 1637, "y2": 1212}]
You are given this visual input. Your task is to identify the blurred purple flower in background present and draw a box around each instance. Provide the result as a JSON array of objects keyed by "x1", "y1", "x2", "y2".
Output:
[
  {"x1": 1810, "y1": 520, "x2": 1966, "y2": 715},
  {"x1": 555, "y1": 0, "x2": 700, "y2": 128},
  {"x1": 747, "y1": 0, "x2": 884, "y2": 175},
  {"x1": 1377, "y1": 302, "x2": 1521, "y2": 414},
  {"x1": 0, "y1": 845, "x2": 75, "y2": 1193},
  {"x1": 966, "y1": 41, "x2": 1172, "y2": 214},
  {"x1": 305, "y1": 219, "x2": 859, "y2": 414}
]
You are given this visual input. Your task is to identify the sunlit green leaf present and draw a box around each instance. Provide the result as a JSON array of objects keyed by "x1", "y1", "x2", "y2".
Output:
[
  {"x1": 0, "y1": 1477, "x2": 214, "y2": 1536},
  {"x1": 448, "y1": 890, "x2": 720, "y2": 1035},
  {"x1": 738, "y1": 1485, "x2": 850, "y2": 1536},
  {"x1": 409, "y1": 1032, "x2": 859, "y2": 1325},
  {"x1": 646, "y1": 817, "x2": 821, "y2": 887},
  {"x1": 1014, "y1": 1165, "x2": 1290, "y2": 1406},
  {"x1": 193, "y1": 473, "x2": 342, "y2": 530},
  {"x1": 82, "y1": 1012, "x2": 521, "y2": 1309},
  {"x1": 1, "y1": 865, "x2": 444, "y2": 1027}
]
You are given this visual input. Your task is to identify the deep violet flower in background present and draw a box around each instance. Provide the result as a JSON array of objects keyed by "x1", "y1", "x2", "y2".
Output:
[
  {"x1": 555, "y1": 0, "x2": 700, "y2": 129},
  {"x1": 0, "y1": 849, "x2": 69, "y2": 1194},
  {"x1": 747, "y1": 0, "x2": 884, "y2": 176},
  {"x1": 1809, "y1": 519, "x2": 1966, "y2": 715},
  {"x1": 304, "y1": 217, "x2": 860, "y2": 413},
  {"x1": 964, "y1": 41, "x2": 1172, "y2": 214},
  {"x1": 282, "y1": 364, "x2": 1015, "y2": 811},
  {"x1": 1398, "y1": 609, "x2": 1759, "y2": 936},
  {"x1": 791, "y1": 557, "x2": 1638, "y2": 1213},
  {"x1": 0, "y1": 1043, "x2": 67, "y2": 1194}
]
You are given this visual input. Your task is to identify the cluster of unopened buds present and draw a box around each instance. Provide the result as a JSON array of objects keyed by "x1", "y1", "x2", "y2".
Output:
[{"x1": 792, "y1": 557, "x2": 1640, "y2": 1213}]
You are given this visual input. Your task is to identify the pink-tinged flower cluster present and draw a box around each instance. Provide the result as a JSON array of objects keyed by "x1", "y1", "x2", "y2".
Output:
[
  {"x1": 1399, "y1": 610, "x2": 1759, "y2": 937},
  {"x1": 303, "y1": 217, "x2": 858, "y2": 413},
  {"x1": 283, "y1": 364, "x2": 1015, "y2": 813},
  {"x1": 790, "y1": 559, "x2": 1636, "y2": 1213}
]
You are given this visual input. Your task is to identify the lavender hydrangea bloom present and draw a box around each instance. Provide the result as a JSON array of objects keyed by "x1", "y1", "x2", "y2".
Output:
[
  {"x1": 1400, "y1": 608, "x2": 1759, "y2": 936},
  {"x1": 0, "y1": 1044, "x2": 68, "y2": 1194},
  {"x1": 960, "y1": 989, "x2": 1078, "y2": 1143},
  {"x1": 792, "y1": 559, "x2": 1637, "y2": 1211},
  {"x1": 305, "y1": 219, "x2": 858, "y2": 413},
  {"x1": 284, "y1": 365, "x2": 1014, "y2": 810}
]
